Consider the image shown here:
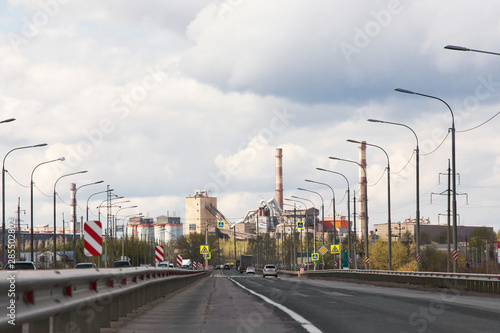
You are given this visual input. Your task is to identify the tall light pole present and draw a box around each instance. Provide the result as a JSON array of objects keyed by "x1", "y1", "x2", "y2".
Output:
[
  {"x1": 3, "y1": 143, "x2": 46, "y2": 266},
  {"x1": 368, "y1": 118, "x2": 421, "y2": 271},
  {"x1": 395, "y1": 88, "x2": 458, "y2": 272},
  {"x1": 444, "y1": 45, "x2": 500, "y2": 56},
  {"x1": 30, "y1": 157, "x2": 65, "y2": 262},
  {"x1": 53, "y1": 170, "x2": 87, "y2": 268},
  {"x1": 113, "y1": 206, "x2": 137, "y2": 261},
  {"x1": 291, "y1": 195, "x2": 317, "y2": 268},
  {"x1": 298, "y1": 188, "x2": 325, "y2": 246},
  {"x1": 285, "y1": 198, "x2": 308, "y2": 266},
  {"x1": 73, "y1": 180, "x2": 104, "y2": 265},
  {"x1": 123, "y1": 213, "x2": 143, "y2": 262},
  {"x1": 97, "y1": 196, "x2": 125, "y2": 267},
  {"x1": 316, "y1": 168, "x2": 352, "y2": 268},
  {"x1": 86, "y1": 188, "x2": 115, "y2": 222},
  {"x1": 330, "y1": 156, "x2": 370, "y2": 269},
  {"x1": 305, "y1": 179, "x2": 336, "y2": 245},
  {"x1": 348, "y1": 139, "x2": 392, "y2": 270}
]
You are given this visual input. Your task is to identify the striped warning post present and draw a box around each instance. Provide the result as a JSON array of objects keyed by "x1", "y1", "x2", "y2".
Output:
[
  {"x1": 84, "y1": 221, "x2": 102, "y2": 257},
  {"x1": 155, "y1": 246, "x2": 164, "y2": 262},
  {"x1": 176, "y1": 254, "x2": 182, "y2": 267}
]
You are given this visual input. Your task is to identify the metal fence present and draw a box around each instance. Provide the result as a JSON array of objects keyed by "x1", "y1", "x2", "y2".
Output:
[
  {"x1": 278, "y1": 268, "x2": 500, "y2": 293},
  {"x1": 1, "y1": 267, "x2": 208, "y2": 333}
]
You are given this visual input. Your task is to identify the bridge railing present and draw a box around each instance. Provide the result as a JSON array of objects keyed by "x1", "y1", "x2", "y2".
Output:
[
  {"x1": 278, "y1": 268, "x2": 500, "y2": 293},
  {"x1": 0, "y1": 267, "x2": 208, "y2": 333}
]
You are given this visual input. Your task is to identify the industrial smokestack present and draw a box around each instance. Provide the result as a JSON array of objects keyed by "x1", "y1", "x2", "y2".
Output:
[
  {"x1": 275, "y1": 148, "x2": 283, "y2": 210},
  {"x1": 359, "y1": 141, "x2": 367, "y2": 240}
]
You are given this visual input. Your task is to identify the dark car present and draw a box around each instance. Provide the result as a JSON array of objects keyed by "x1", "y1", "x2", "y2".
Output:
[
  {"x1": 4, "y1": 261, "x2": 36, "y2": 270},
  {"x1": 75, "y1": 263, "x2": 97, "y2": 269},
  {"x1": 112, "y1": 260, "x2": 131, "y2": 268},
  {"x1": 223, "y1": 264, "x2": 230, "y2": 270}
]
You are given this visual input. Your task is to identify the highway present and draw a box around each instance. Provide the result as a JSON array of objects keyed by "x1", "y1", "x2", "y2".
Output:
[{"x1": 104, "y1": 269, "x2": 500, "y2": 333}]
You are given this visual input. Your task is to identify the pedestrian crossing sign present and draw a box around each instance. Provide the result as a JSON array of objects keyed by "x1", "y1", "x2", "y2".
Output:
[
  {"x1": 200, "y1": 245, "x2": 210, "y2": 254},
  {"x1": 217, "y1": 221, "x2": 225, "y2": 229},
  {"x1": 331, "y1": 245, "x2": 340, "y2": 254},
  {"x1": 312, "y1": 253, "x2": 319, "y2": 261},
  {"x1": 297, "y1": 221, "x2": 304, "y2": 229}
]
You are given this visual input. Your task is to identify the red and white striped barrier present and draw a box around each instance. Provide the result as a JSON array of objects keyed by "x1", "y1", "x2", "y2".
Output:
[
  {"x1": 155, "y1": 246, "x2": 164, "y2": 262},
  {"x1": 84, "y1": 221, "x2": 102, "y2": 257}
]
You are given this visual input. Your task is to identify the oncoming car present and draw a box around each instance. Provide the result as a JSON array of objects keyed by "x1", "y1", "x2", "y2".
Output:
[
  {"x1": 75, "y1": 263, "x2": 97, "y2": 269},
  {"x1": 262, "y1": 264, "x2": 277, "y2": 278},
  {"x1": 245, "y1": 266, "x2": 255, "y2": 275},
  {"x1": 4, "y1": 261, "x2": 36, "y2": 270},
  {"x1": 112, "y1": 260, "x2": 132, "y2": 268}
]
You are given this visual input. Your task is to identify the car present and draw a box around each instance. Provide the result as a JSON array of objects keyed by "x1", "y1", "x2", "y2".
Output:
[
  {"x1": 245, "y1": 266, "x2": 255, "y2": 275},
  {"x1": 223, "y1": 264, "x2": 230, "y2": 270},
  {"x1": 158, "y1": 262, "x2": 172, "y2": 268},
  {"x1": 4, "y1": 261, "x2": 36, "y2": 270},
  {"x1": 75, "y1": 263, "x2": 97, "y2": 269},
  {"x1": 263, "y1": 264, "x2": 278, "y2": 278},
  {"x1": 112, "y1": 260, "x2": 132, "y2": 268}
]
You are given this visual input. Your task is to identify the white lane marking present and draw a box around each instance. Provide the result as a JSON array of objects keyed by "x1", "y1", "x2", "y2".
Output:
[{"x1": 228, "y1": 277, "x2": 323, "y2": 333}]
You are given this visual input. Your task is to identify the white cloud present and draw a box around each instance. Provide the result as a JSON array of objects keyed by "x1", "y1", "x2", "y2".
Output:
[{"x1": 0, "y1": 0, "x2": 499, "y2": 236}]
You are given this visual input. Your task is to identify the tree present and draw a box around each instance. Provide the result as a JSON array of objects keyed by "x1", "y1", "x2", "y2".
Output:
[
  {"x1": 175, "y1": 232, "x2": 219, "y2": 264},
  {"x1": 469, "y1": 227, "x2": 496, "y2": 253}
]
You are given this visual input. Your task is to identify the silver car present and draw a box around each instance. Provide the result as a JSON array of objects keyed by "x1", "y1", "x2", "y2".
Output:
[{"x1": 262, "y1": 264, "x2": 278, "y2": 278}]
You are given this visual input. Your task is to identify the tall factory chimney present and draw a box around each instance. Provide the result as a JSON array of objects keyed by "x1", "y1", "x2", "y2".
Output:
[
  {"x1": 359, "y1": 141, "x2": 367, "y2": 240},
  {"x1": 275, "y1": 148, "x2": 283, "y2": 210}
]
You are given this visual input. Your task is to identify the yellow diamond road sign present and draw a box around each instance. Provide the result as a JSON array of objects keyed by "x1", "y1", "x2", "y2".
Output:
[
  {"x1": 319, "y1": 246, "x2": 328, "y2": 256},
  {"x1": 200, "y1": 245, "x2": 210, "y2": 254},
  {"x1": 331, "y1": 245, "x2": 340, "y2": 254}
]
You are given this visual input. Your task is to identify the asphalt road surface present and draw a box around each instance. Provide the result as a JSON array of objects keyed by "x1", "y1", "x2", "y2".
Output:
[{"x1": 105, "y1": 269, "x2": 500, "y2": 333}]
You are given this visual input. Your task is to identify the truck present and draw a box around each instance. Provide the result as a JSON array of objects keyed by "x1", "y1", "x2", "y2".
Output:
[
  {"x1": 238, "y1": 255, "x2": 253, "y2": 273},
  {"x1": 180, "y1": 259, "x2": 193, "y2": 269}
]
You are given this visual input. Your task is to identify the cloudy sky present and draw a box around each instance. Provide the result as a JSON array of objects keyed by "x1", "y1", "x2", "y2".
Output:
[{"x1": 2, "y1": 0, "x2": 500, "y2": 235}]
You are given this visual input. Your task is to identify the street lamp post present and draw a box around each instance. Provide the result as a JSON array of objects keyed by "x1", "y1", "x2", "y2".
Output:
[
  {"x1": 2, "y1": 143, "x2": 47, "y2": 266},
  {"x1": 291, "y1": 195, "x2": 316, "y2": 263},
  {"x1": 285, "y1": 198, "x2": 309, "y2": 269},
  {"x1": 444, "y1": 45, "x2": 500, "y2": 56},
  {"x1": 305, "y1": 180, "x2": 336, "y2": 243},
  {"x1": 86, "y1": 188, "x2": 115, "y2": 222},
  {"x1": 97, "y1": 197, "x2": 125, "y2": 267},
  {"x1": 53, "y1": 170, "x2": 87, "y2": 268},
  {"x1": 305, "y1": 179, "x2": 338, "y2": 267},
  {"x1": 329, "y1": 156, "x2": 370, "y2": 269},
  {"x1": 368, "y1": 118, "x2": 422, "y2": 271},
  {"x1": 298, "y1": 188, "x2": 325, "y2": 247},
  {"x1": 73, "y1": 180, "x2": 104, "y2": 265},
  {"x1": 395, "y1": 88, "x2": 458, "y2": 272},
  {"x1": 113, "y1": 206, "x2": 137, "y2": 261},
  {"x1": 30, "y1": 157, "x2": 65, "y2": 263},
  {"x1": 347, "y1": 139, "x2": 392, "y2": 270},
  {"x1": 316, "y1": 168, "x2": 352, "y2": 268}
]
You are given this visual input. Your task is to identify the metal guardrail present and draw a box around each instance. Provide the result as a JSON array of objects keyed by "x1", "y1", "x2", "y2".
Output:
[
  {"x1": 278, "y1": 268, "x2": 500, "y2": 293},
  {"x1": 0, "y1": 267, "x2": 208, "y2": 333}
]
